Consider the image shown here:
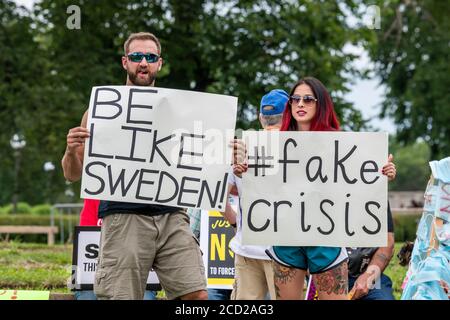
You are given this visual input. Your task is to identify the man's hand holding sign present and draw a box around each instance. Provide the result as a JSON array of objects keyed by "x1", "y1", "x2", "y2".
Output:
[{"x1": 63, "y1": 118, "x2": 90, "y2": 182}]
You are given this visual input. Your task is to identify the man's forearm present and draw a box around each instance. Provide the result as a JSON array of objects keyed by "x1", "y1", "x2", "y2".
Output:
[
  {"x1": 62, "y1": 150, "x2": 83, "y2": 182},
  {"x1": 366, "y1": 233, "x2": 395, "y2": 275},
  {"x1": 368, "y1": 247, "x2": 393, "y2": 274}
]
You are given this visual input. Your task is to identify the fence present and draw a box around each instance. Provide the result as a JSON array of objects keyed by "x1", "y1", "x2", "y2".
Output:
[
  {"x1": 50, "y1": 203, "x2": 83, "y2": 244},
  {"x1": 391, "y1": 208, "x2": 423, "y2": 216}
]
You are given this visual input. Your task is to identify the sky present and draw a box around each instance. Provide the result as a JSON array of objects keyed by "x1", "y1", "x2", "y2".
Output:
[
  {"x1": 344, "y1": 44, "x2": 396, "y2": 133},
  {"x1": 13, "y1": 0, "x2": 396, "y2": 133}
]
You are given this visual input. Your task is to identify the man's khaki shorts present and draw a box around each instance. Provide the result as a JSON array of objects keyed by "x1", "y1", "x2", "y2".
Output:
[{"x1": 94, "y1": 210, "x2": 206, "y2": 300}]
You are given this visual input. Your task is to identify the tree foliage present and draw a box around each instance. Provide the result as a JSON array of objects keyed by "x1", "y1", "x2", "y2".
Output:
[
  {"x1": 35, "y1": 0, "x2": 367, "y2": 128},
  {"x1": 389, "y1": 138, "x2": 431, "y2": 191},
  {"x1": 0, "y1": 0, "x2": 66, "y2": 205},
  {"x1": 0, "y1": 0, "x2": 379, "y2": 204},
  {"x1": 366, "y1": 0, "x2": 449, "y2": 160}
]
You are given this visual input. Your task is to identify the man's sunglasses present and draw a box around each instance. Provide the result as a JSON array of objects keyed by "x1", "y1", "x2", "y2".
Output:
[
  {"x1": 127, "y1": 52, "x2": 160, "y2": 63},
  {"x1": 289, "y1": 94, "x2": 317, "y2": 106}
]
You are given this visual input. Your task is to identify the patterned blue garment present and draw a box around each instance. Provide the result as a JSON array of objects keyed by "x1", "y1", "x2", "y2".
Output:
[
  {"x1": 401, "y1": 157, "x2": 450, "y2": 300},
  {"x1": 187, "y1": 208, "x2": 202, "y2": 240}
]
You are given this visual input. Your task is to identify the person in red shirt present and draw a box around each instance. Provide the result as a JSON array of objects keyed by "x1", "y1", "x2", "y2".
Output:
[{"x1": 79, "y1": 199, "x2": 101, "y2": 227}]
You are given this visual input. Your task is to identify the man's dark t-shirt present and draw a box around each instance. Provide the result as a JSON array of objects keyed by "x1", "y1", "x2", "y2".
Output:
[{"x1": 98, "y1": 201, "x2": 179, "y2": 218}]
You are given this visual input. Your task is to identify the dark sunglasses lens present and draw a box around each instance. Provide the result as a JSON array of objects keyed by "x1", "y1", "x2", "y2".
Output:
[
  {"x1": 304, "y1": 96, "x2": 316, "y2": 104},
  {"x1": 145, "y1": 54, "x2": 159, "y2": 63},
  {"x1": 290, "y1": 96, "x2": 300, "y2": 104},
  {"x1": 129, "y1": 53, "x2": 144, "y2": 62}
]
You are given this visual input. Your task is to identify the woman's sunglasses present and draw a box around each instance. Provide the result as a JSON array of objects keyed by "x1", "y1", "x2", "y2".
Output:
[
  {"x1": 127, "y1": 52, "x2": 160, "y2": 63},
  {"x1": 289, "y1": 94, "x2": 317, "y2": 106}
]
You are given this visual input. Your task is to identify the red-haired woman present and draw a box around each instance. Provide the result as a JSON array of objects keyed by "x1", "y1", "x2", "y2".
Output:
[{"x1": 233, "y1": 77, "x2": 396, "y2": 300}]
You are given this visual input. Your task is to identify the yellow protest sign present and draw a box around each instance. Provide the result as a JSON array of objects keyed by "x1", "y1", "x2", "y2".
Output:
[{"x1": 0, "y1": 290, "x2": 50, "y2": 300}]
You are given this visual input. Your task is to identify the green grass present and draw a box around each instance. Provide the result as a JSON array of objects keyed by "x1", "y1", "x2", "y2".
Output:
[
  {"x1": 0, "y1": 242, "x2": 73, "y2": 293},
  {"x1": 384, "y1": 243, "x2": 409, "y2": 300},
  {"x1": 0, "y1": 241, "x2": 410, "y2": 299}
]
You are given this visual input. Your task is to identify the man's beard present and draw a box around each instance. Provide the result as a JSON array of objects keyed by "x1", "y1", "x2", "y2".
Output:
[{"x1": 128, "y1": 68, "x2": 157, "y2": 86}]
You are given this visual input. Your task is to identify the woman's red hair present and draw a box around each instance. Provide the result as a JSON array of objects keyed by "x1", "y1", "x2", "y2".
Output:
[{"x1": 281, "y1": 77, "x2": 340, "y2": 132}]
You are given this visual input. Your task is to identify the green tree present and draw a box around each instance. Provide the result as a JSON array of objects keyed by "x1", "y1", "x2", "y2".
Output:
[
  {"x1": 0, "y1": 1, "x2": 66, "y2": 205},
  {"x1": 389, "y1": 138, "x2": 431, "y2": 191},
  {"x1": 1, "y1": 0, "x2": 373, "y2": 204},
  {"x1": 35, "y1": 0, "x2": 367, "y2": 129},
  {"x1": 366, "y1": 0, "x2": 450, "y2": 160}
]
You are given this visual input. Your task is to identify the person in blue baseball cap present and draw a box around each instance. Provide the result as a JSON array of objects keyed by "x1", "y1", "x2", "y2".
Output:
[
  {"x1": 217, "y1": 89, "x2": 289, "y2": 301},
  {"x1": 259, "y1": 89, "x2": 289, "y2": 131}
]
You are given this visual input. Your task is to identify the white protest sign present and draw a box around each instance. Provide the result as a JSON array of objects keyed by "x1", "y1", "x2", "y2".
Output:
[
  {"x1": 81, "y1": 86, "x2": 237, "y2": 211},
  {"x1": 241, "y1": 131, "x2": 388, "y2": 247},
  {"x1": 72, "y1": 227, "x2": 160, "y2": 290}
]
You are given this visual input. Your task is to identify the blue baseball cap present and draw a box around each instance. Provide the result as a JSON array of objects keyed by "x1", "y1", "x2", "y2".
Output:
[{"x1": 260, "y1": 89, "x2": 289, "y2": 115}]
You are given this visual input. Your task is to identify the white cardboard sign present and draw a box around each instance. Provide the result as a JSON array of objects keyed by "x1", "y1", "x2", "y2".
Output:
[
  {"x1": 72, "y1": 227, "x2": 160, "y2": 290},
  {"x1": 81, "y1": 86, "x2": 237, "y2": 211},
  {"x1": 241, "y1": 131, "x2": 388, "y2": 247}
]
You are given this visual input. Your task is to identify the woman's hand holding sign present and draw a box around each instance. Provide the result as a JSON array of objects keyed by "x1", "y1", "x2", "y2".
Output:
[
  {"x1": 230, "y1": 139, "x2": 248, "y2": 178},
  {"x1": 232, "y1": 138, "x2": 248, "y2": 178},
  {"x1": 381, "y1": 154, "x2": 396, "y2": 181},
  {"x1": 233, "y1": 163, "x2": 248, "y2": 178}
]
